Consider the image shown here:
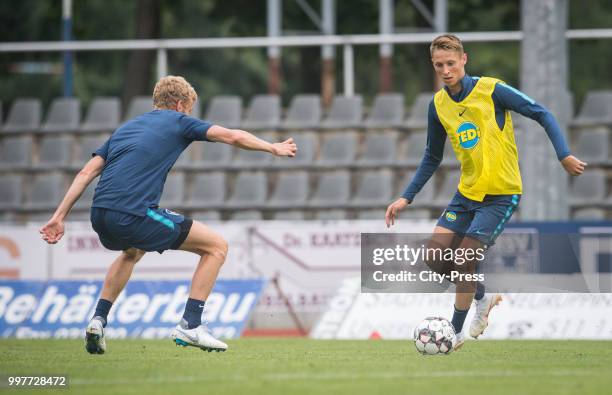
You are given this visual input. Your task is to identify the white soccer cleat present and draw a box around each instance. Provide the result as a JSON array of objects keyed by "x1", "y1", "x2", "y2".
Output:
[
  {"x1": 454, "y1": 331, "x2": 465, "y2": 351},
  {"x1": 469, "y1": 294, "x2": 502, "y2": 339},
  {"x1": 85, "y1": 317, "x2": 106, "y2": 354},
  {"x1": 171, "y1": 321, "x2": 228, "y2": 352}
]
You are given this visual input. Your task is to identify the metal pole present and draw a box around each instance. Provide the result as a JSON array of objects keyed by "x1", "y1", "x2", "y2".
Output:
[
  {"x1": 62, "y1": 0, "x2": 73, "y2": 97},
  {"x1": 343, "y1": 44, "x2": 354, "y2": 96},
  {"x1": 267, "y1": 0, "x2": 282, "y2": 94},
  {"x1": 321, "y1": 0, "x2": 336, "y2": 106},
  {"x1": 156, "y1": 48, "x2": 167, "y2": 80},
  {"x1": 433, "y1": 0, "x2": 448, "y2": 32},
  {"x1": 379, "y1": 0, "x2": 393, "y2": 92}
]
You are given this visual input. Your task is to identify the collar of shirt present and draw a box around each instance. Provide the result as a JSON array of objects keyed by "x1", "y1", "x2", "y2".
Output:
[{"x1": 443, "y1": 74, "x2": 475, "y2": 103}]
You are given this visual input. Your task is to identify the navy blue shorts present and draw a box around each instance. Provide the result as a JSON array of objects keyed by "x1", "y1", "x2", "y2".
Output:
[
  {"x1": 436, "y1": 191, "x2": 520, "y2": 246},
  {"x1": 90, "y1": 207, "x2": 193, "y2": 253}
]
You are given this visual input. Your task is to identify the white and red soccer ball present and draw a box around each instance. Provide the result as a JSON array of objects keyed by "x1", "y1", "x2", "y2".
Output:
[{"x1": 413, "y1": 316, "x2": 458, "y2": 355}]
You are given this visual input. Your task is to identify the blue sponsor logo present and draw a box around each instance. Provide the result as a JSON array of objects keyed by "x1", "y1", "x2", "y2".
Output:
[
  {"x1": 0, "y1": 280, "x2": 265, "y2": 339},
  {"x1": 456, "y1": 122, "x2": 480, "y2": 149}
]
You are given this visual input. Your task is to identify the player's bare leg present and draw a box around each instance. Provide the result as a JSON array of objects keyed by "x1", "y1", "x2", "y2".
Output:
[
  {"x1": 86, "y1": 248, "x2": 146, "y2": 354},
  {"x1": 171, "y1": 221, "x2": 229, "y2": 352}
]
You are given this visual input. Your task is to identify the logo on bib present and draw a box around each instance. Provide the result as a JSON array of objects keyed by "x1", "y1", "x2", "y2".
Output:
[
  {"x1": 456, "y1": 121, "x2": 480, "y2": 149},
  {"x1": 445, "y1": 211, "x2": 457, "y2": 222},
  {"x1": 164, "y1": 209, "x2": 180, "y2": 216}
]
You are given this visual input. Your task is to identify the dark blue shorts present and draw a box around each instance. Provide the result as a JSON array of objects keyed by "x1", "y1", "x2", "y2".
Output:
[
  {"x1": 436, "y1": 191, "x2": 520, "y2": 246},
  {"x1": 90, "y1": 207, "x2": 193, "y2": 253}
]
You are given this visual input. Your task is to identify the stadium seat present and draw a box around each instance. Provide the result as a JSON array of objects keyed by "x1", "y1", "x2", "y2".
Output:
[
  {"x1": 241, "y1": 95, "x2": 280, "y2": 131},
  {"x1": 73, "y1": 135, "x2": 109, "y2": 168},
  {"x1": 281, "y1": 95, "x2": 322, "y2": 130},
  {"x1": 124, "y1": 96, "x2": 153, "y2": 121},
  {"x1": 159, "y1": 172, "x2": 185, "y2": 209},
  {"x1": 0, "y1": 136, "x2": 33, "y2": 169},
  {"x1": 272, "y1": 132, "x2": 317, "y2": 168},
  {"x1": 357, "y1": 209, "x2": 386, "y2": 220},
  {"x1": 229, "y1": 210, "x2": 263, "y2": 220},
  {"x1": 571, "y1": 169, "x2": 606, "y2": 205},
  {"x1": 192, "y1": 141, "x2": 233, "y2": 169},
  {"x1": 309, "y1": 171, "x2": 350, "y2": 208},
  {"x1": 572, "y1": 127, "x2": 609, "y2": 164},
  {"x1": 225, "y1": 172, "x2": 267, "y2": 209},
  {"x1": 397, "y1": 170, "x2": 436, "y2": 207},
  {"x1": 25, "y1": 173, "x2": 65, "y2": 210},
  {"x1": 404, "y1": 93, "x2": 433, "y2": 130},
  {"x1": 40, "y1": 97, "x2": 80, "y2": 133},
  {"x1": 1, "y1": 98, "x2": 41, "y2": 133},
  {"x1": 317, "y1": 133, "x2": 358, "y2": 167},
  {"x1": 267, "y1": 171, "x2": 309, "y2": 208},
  {"x1": 0, "y1": 174, "x2": 23, "y2": 210},
  {"x1": 66, "y1": 210, "x2": 91, "y2": 221},
  {"x1": 190, "y1": 99, "x2": 201, "y2": 119},
  {"x1": 573, "y1": 90, "x2": 612, "y2": 126},
  {"x1": 175, "y1": 143, "x2": 194, "y2": 169},
  {"x1": 435, "y1": 170, "x2": 460, "y2": 205},
  {"x1": 364, "y1": 93, "x2": 405, "y2": 129},
  {"x1": 320, "y1": 95, "x2": 363, "y2": 129},
  {"x1": 399, "y1": 132, "x2": 428, "y2": 166},
  {"x1": 401, "y1": 209, "x2": 432, "y2": 219},
  {"x1": 357, "y1": 132, "x2": 398, "y2": 166},
  {"x1": 185, "y1": 172, "x2": 226, "y2": 209},
  {"x1": 191, "y1": 210, "x2": 222, "y2": 221},
  {"x1": 350, "y1": 170, "x2": 393, "y2": 207},
  {"x1": 272, "y1": 210, "x2": 306, "y2": 220},
  {"x1": 73, "y1": 178, "x2": 98, "y2": 210},
  {"x1": 572, "y1": 207, "x2": 606, "y2": 220},
  {"x1": 314, "y1": 209, "x2": 348, "y2": 220},
  {"x1": 36, "y1": 135, "x2": 72, "y2": 169},
  {"x1": 80, "y1": 97, "x2": 121, "y2": 133},
  {"x1": 204, "y1": 96, "x2": 242, "y2": 128},
  {"x1": 231, "y1": 132, "x2": 275, "y2": 168}
]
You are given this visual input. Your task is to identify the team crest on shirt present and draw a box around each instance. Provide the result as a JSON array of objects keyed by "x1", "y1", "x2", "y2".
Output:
[{"x1": 456, "y1": 121, "x2": 481, "y2": 149}]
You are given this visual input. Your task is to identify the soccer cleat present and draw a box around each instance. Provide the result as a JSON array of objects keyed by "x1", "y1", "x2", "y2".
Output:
[
  {"x1": 454, "y1": 331, "x2": 465, "y2": 351},
  {"x1": 85, "y1": 317, "x2": 106, "y2": 355},
  {"x1": 469, "y1": 294, "x2": 503, "y2": 339},
  {"x1": 171, "y1": 320, "x2": 228, "y2": 352}
]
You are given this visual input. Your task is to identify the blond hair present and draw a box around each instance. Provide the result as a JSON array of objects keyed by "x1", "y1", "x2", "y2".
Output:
[
  {"x1": 152, "y1": 75, "x2": 197, "y2": 110},
  {"x1": 430, "y1": 34, "x2": 464, "y2": 57}
]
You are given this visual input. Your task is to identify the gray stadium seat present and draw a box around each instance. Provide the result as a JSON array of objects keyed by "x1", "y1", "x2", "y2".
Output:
[
  {"x1": 190, "y1": 99, "x2": 201, "y2": 119},
  {"x1": 397, "y1": 170, "x2": 436, "y2": 207},
  {"x1": 317, "y1": 133, "x2": 358, "y2": 167},
  {"x1": 175, "y1": 144, "x2": 194, "y2": 169},
  {"x1": 399, "y1": 132, "x2": 428, "y2": 166},
  {"x1": 320, "y1": 95, "x2": 363, "y2": 129},
  {"x1": 74, "y1": 178, "x2": 98, "y2": 210},
  {"x1": 401, "y1": 209, "x2": 432, "y2": 220},
  {"x1": 357, "y1": 132, "x2": 398, "y2": 166},
  {"x1": 364, "y1": 93, "x2": 405, "y2": 129},
  {"x1": 229, "y1": 210, "x2": 263, "y2": 220},
  {"x1": 273, "y1": 210, "x2": 306, "y2": 220},
  {"x1": 573, "y1": 90, "x2": 612, "y2": 126},
  {"x1": 232, "y1": 133, "x2": 275, "y2": 168},
  {"x1": 159, "y1": 172, "x2": 185, "y2": 208},
  {"x1": 281, "y1": 95, "x2": 322, "y2": 130},
  {"x1": 241, "y1": 95, "x2": 280, "y2": 131},
  {"x1": 124, "y1": 96, "x2": 153, "y2": 121},
  {"x1": 192, "y1": 142, "x2": 233, "y2": 169},
  {"x1": 350, "y1": 170, "x2": 393, "y2": 207},
  {"x1": 80, "y1": 97, "x2": 121, "y2": 133},
  {"x1": 315, "y1": 210, "x2": 348, "y2": 220},
  {"x1": 572, "y1": 207, "x2": 606, "y2": 220},
  {"x1": 404, "y1": 93, "x2": 434, "y2": 130},
  {"x1": 0, "y1": 136, "x2": 33, "y2": 169},
  {"x1": 25, "y1": 173, "x2": 65, "y2": 210},
  {"x1": 573, "y1": 127, "x2": 609, "y2": 163},
  {"x1": 191, "y1": 211, "x2": 222, "y2": 221},
  {"x1": 74, "y1": 135, "x2": 109, "y2": 168},
  {"x1": 36, "y1": 135, "x2": 72, "y2": 169},
  {"x1": 67, "y1": 211, "x2": 91, "y2": 221},
  {"x1": 267, "y1": 171, "x2": 309, "y2": 208},
  {"x1": 1, "y1": 98, "x2": 41, "y2": 133},
  {"x1": 40, "y1": 97, "x2": 81, "y2": 133},
  {"x1": 185, "y1": 172, "x2": 226, "y2": 209},
  {"x1": 571, "y1": 169, "x2": 606, "y2": 205},
  {"x1": 225, "y1": 172, "x2": 267, "y2": 209},
  {"x1": 309, "y1": 171, "x2": 350, "y2": 208},
  {"x1": 273, "y1": 132, "x2": 317, "y2": 168},
  {"x1": 204, "y1": 96, "x2": 242, "y2": 128},
  {"x1": 357, "y1": 209, "x2": 386, "y2": 220},
  {"x1": 0, "y1": 175, "x2": 23, "y2": 210},
  {"x1": 435, "y1": 170, "x2": 461, "y2": 205}
]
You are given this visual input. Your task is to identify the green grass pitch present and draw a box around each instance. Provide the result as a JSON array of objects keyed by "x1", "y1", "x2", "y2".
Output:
[{"x1": 1, "y1": 338, "x2": 611, "y2": 395}]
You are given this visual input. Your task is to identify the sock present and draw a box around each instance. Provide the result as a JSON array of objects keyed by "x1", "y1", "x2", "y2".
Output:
[
  {"x1": 182, "y1": 298, "x2": 205, "y2": 329},
  {"x1": 474, "y1": 282, "x2": 485, "y2": 301},
  {"x1": 451, "y1": 305, "x2": 469, "y2": 333},
  {"x1": 93, "y1": 299, "x2": 113, "y2": 327}
]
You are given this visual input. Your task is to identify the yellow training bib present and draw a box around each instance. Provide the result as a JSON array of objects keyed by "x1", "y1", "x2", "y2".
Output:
[{"x1": 434, "y1": 76, "x2": 522, "y2": 201}]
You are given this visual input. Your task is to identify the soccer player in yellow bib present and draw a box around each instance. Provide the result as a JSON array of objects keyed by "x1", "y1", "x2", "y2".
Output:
[{"x1": 385, "y1": 34, "x2": 586, "y2": 349}]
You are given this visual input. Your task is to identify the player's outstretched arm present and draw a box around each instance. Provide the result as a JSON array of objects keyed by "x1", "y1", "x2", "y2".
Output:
[
  {"x1": 39, "y1": 155, "x2": 105, "y2": 244},
  {"x1": 385, "y1": 197, "x2": 410, "y2": 228},
  {"x1": 560, "y1": 155, "x2": 587, "y2": 176},
  {"x1": 206, "y1": 125, "x2": 297, "y2": 157}
]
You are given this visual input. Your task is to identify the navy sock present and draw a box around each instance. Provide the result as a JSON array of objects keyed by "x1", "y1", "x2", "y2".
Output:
[
  {"x1": 451, "y1": 305, "x2": 469, "y2": 333},
  {"x1": 474, "y1": 282, "x2": 485, "y2": 301},
  {"x1": 93, "y1": 299, "x2": 113, "y2": 327},
  {"x1": 182, "y1": 298, "x2": 205, "y2": 329}
]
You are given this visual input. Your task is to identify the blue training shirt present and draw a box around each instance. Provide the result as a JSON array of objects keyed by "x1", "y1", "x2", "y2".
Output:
[
  {"x1": 92, "y1": 110, "x2": 212, "y2": 216},
  {"x1": 402, "y1": 75, "x2": 571, "y2": 202}
]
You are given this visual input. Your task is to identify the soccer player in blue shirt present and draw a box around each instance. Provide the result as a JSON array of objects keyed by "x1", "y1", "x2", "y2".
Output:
[
  {"x1": 40, "y1": 76, "x2": 297, "y2": 354},
  {"x1": 385, "y1": 34, "x2": 586, "y2": 349}
]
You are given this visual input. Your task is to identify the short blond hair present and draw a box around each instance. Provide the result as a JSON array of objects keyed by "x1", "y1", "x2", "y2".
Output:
[
  {"x1": 430, "y1": 34, "x2": 464, "y2": 57},
  {"x1": 153, "y1": 75, "x2": 197, "y2": 110}
]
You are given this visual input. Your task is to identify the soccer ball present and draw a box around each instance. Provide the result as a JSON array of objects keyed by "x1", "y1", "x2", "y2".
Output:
[{"x1": 413, "y1": 316, "x2": 457, "y2": 355}]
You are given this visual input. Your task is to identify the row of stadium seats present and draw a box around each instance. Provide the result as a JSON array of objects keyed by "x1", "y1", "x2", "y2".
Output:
[{"x1": 2, "y1": 90, "x2": 612, "y2": 135}]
